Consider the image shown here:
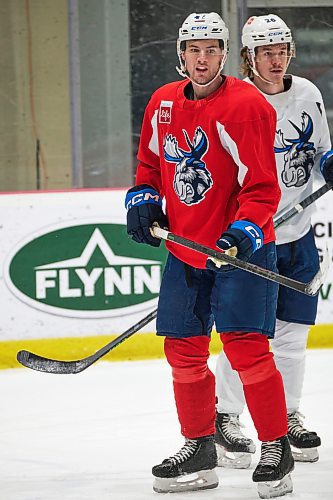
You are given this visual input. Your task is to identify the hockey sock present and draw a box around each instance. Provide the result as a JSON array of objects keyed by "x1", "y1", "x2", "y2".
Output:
[
  {"x1": 164, "y1": 336, "x2": 216, "y2": 439},
  {"x1": 243, "y1": 371, "x2": 287, "y2": 441},
  {"x1": 221, "y1": 332, "x2": 287, "y2": 441},
  {"x1": 216, "y1": 350, "x2": 246, "y2": 414},
  {"x1": 270, "y1": 320, "x2": 309, "y2": 412}
]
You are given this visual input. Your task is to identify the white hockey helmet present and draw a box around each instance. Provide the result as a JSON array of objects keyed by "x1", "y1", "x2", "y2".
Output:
[
  {"x1": 177, "y1": 12, "x2": 229, "y2": 85},
  {"x1": 242, "y1": 14, "x2": 295, "y2": 58},
  {"x1": 179, "y1": 12, "x2": 229, "y2": 45}
]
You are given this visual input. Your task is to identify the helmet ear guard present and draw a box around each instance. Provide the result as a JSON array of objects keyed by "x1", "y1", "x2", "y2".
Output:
[{"x1": 176, "y1": 12, "x2": 229, "y2": 85}]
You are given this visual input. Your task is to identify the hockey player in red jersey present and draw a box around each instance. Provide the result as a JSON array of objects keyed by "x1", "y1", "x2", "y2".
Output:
[
  {"x1": 125, "y1": 12, "x2": 294, "y2": 498},
  {"x1": 215, "y1": 14, "x2": 333, "y2": 472}
]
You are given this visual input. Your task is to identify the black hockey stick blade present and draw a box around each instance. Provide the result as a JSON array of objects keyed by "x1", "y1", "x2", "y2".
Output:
[
  {"x1": 152, "y1": 227, "x2": 328, "y2": 297},
  {"x1": 17, "y1": 308, "x2": 157, "y2": 374},
  {"x1": 274, "y1": 182, "x2": 333, "y2": 229}
]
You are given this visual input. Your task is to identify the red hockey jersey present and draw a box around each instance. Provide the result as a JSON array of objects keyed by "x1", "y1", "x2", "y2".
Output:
[{"x1": 136, "y1": 76, "x2": 281, "y2": 268}]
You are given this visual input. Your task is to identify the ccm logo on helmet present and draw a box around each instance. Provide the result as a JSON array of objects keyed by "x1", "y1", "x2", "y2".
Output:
[
  {"x1": 268, "y1": 31, "x2": 283, "y2": 36},
  {"x1": 191, "y1": 26, "x2": 208, "y2": 30}
]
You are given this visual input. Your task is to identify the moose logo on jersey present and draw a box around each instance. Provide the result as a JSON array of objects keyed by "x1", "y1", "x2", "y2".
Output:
[
  {"x1": 163, "y1": 127, "x2": 212, "y2": 205},
  {"x1": 275, "y1": 112, "x2": 316, "y2": 188}
]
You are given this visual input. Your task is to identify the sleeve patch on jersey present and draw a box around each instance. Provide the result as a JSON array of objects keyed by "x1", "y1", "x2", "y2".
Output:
[{"x1": 159, "y1": 100, "x2": 173, "y2": 124}]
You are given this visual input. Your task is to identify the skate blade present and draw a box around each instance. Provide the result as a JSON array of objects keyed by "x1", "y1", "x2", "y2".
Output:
[
  {"x1": 216, "y1": 445, "x2": 252, "y2": 469},
  {"x1": 291, "y1": 446, "x2": 319, "y2": 462},
  {"x1": 257, "y1": 473, "x2": 293, "y2": 499},
  {"x1": 153, "y1": 469, "x2": 218, "y2": 493}
]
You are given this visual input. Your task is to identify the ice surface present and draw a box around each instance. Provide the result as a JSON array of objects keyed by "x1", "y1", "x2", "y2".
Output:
[{"x1": 1, "y1": 350, "x2": 332, "y2": 499}]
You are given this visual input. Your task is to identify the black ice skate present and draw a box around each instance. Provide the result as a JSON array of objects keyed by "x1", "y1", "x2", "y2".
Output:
[
  {"x1": 215, "y1": 412, "x2": 256, "y2": 469},
  {"x1": 152, "y1": 435, "x2": 218, "y2": 493},
  {"x1": 288, "y1": 411, "x2": 321, "y2": 462},
  {"x1": 253, "y1": 435, "x2": 294, "y2": 499}
]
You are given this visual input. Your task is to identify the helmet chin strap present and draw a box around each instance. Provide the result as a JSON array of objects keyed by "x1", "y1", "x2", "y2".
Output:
[
  {"x1": 176, "y1": 52, "x2": 227, "y2": 89},
  {"x1": 176, "y1": 62, "x2": 222, "y2": 88},
  {"x1": 250, "y1": 64, "x2": 275, "y2": 85},
  {"x1": 248, "y1": 52, "x2": 292, "y2": 86}
]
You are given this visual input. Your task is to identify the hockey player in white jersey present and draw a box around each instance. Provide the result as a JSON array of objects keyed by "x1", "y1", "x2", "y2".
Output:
[{"x1": 215, "y1": 13, "x2": 333, "y2": 483}]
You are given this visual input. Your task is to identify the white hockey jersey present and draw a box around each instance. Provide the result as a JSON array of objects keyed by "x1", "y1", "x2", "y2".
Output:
[{"x1": 245, "y1": 75, "x2": 332, "y2": 245}]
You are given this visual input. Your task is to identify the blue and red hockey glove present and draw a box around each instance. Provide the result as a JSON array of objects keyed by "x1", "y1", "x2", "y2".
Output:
[
  {"x1": 125, "y1": 184, "x2": 168, "y2": 247},
  {"x1": 206, "y1": 220, "x2": 263, "y2": 270}
]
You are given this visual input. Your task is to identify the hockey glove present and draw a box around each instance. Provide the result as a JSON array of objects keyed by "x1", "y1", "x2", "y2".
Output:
[
  {"x1": 206, "y1": 220, "x2": 263, "y2": 270},
  {"x1": 320, "y1": 150, "x2": 333, "y2": 185},
  {"x1": 125, "y1": 184, "x2": 168, "y2": 247}
]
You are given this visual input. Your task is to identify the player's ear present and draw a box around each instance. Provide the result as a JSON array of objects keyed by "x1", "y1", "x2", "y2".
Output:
[{"x1": 181, "y1": 52, "x2": 187, "y2": 70}]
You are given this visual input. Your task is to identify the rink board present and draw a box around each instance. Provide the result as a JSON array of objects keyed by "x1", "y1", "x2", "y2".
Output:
[
  {"x1": 0, "y1": 188, "x2": 333, "y2": 370},
  {"x1": 1, "y1": 325, "x2": 332, "y2": 370}
]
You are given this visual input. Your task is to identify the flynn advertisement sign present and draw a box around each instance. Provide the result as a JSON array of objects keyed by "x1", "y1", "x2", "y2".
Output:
[
  {"x1": 0, "y1": 190, "x2": 166, "y2": 340},
  {"x1": 5, "y1": 223, "x2": 165, "y2": 318}
]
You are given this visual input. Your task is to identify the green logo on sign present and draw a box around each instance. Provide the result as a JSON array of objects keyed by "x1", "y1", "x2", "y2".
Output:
[{"x1": 5, "y1": 223, "x2": 167, "y2": 317}]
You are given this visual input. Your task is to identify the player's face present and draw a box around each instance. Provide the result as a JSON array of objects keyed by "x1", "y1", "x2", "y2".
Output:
[
  {"x1": 254, "y1": 43, "x2": 290, "y2": 85},
  {"x1": 182, "y1": 39, "x2": 224, "y2": 86}
]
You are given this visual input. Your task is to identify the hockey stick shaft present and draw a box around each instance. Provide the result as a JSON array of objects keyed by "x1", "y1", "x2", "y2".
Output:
[
  {"x1": 16, "y1": 308, "x2": 157, "y2": 374},
  {"x1": 153, "y1": 227, "x2": 326, "y2": 297},
  {"x1": 273, "y1": 182, "x2": 332, "y2": 229}
]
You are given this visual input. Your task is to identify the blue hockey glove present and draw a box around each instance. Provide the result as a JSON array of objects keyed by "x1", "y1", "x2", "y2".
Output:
[
  {"x1": 125, "y1": 184, "x2": 168, "y2": 247},
  {"x1": 320, "y1": 150, "x2": 333, "y2": 184},
  {"x1": 206, "y1": 220, "x2": 263, "y2": 270}
]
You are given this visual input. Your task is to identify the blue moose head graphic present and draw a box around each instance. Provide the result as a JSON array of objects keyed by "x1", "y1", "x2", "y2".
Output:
[
  {"x1": 275, "y1": 112, "x2": 316, "y2": 188},
  {"x1": 163, "y1": 127, "x2": 212, "y2": 205}
]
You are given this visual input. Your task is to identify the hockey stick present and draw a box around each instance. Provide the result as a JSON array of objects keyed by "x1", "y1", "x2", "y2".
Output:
[
  {"x1": 17, "y1": 189, "x2": 330, "y2": 375},
  {"x1": 273, "y1": 182, "x2": 333, "y2": 229},
  {"x1": 152, "y1": 227, "x2": 329, "y2": 297},
  {"x1": 16, "y1": 308, "x2": 157, "y2": 374}
]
